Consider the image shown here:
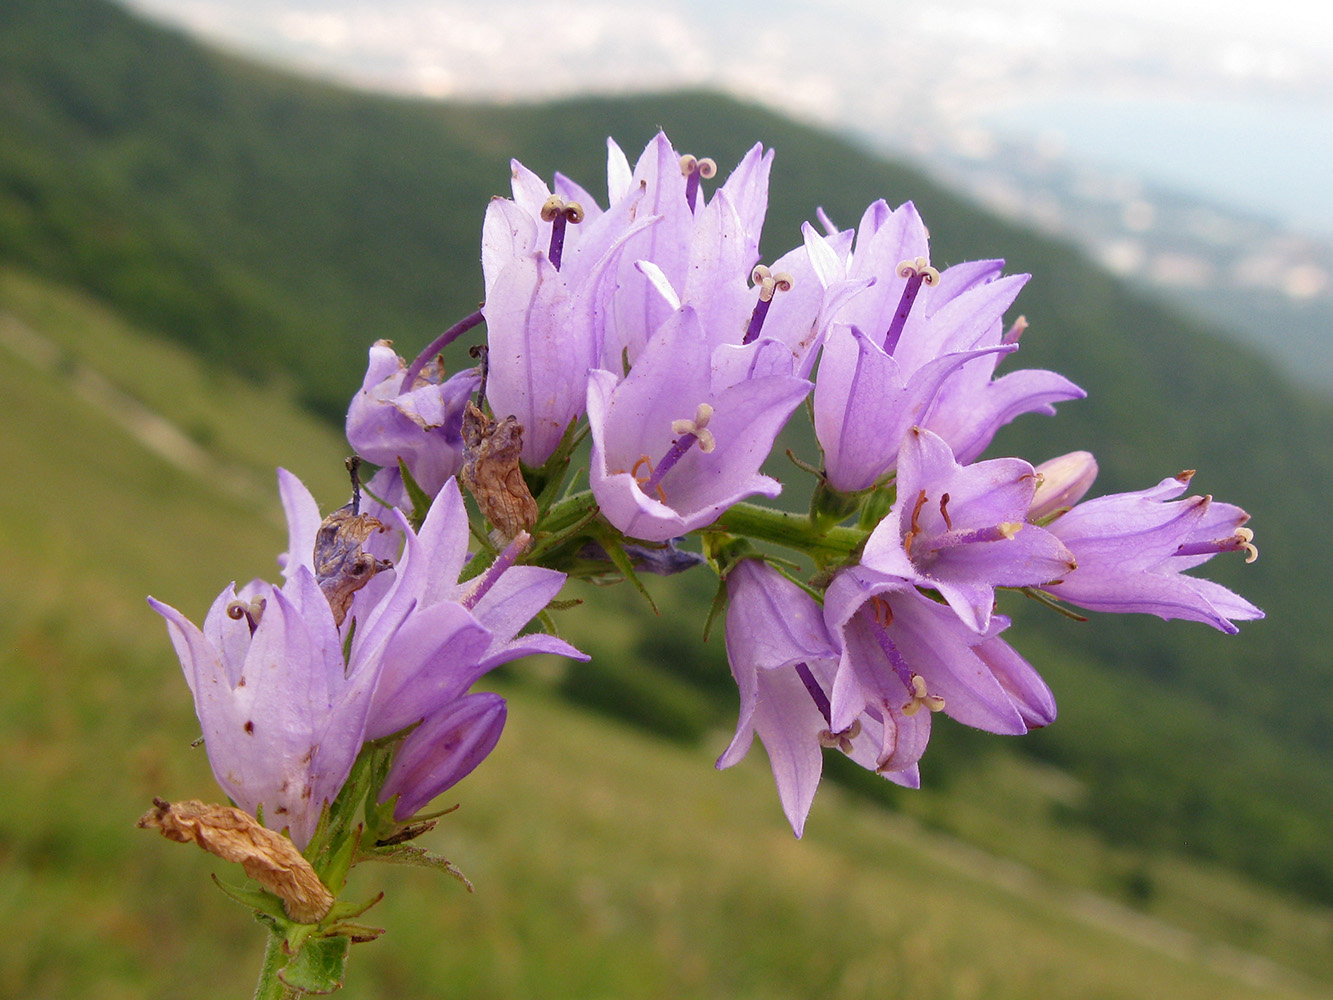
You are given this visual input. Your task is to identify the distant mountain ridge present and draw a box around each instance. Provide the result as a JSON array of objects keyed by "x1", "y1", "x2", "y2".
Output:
[{"x1": 5, "y1": 0, "x2": 1333, "y2": 907}]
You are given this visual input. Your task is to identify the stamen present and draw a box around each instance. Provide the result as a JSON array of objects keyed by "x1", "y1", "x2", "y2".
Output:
[
  {"x1": 868, "y1": 595, "x2": 894, "y2": 628},
  {"x1": 884, "y1": 257, "x2": 941, "y2": 353},
  {"x1": 902, "y1": 489, "x2": 929, "y2": 558},
  {"x1": 939, "y1": 492, "x2": 953, "y2": 531},
  {"x1": 630, "y1": 456, "x2": 667, "y2": 503},
  {"x1": 399, "y1": 310, "x2": 486, "y2": 393},
  {"x1": 226, "y1": 597, "x2": 267, "y2": 634},
  {"x1": 640, "y1": 404, "x2": 715, "y2": 499},
  {"x1": 460, "y1": 531, "x2": 532, "y2": 610},
  {"x1": 540, "y1": 195, "x2": 585, "y2": 270},
  {"x1": 743, "y1": 265, "x2": 795, "y2": 344},
  {"x1": 900, "y1": 674, "x2": 947, "y2": 716},
  {"x1": 680, "y1": 154, "x2": 718, "y2": 211}
]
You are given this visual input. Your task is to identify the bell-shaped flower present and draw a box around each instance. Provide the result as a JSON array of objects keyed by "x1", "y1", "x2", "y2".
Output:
[
  {"x1": 380, "y1": 692, "x2": 507, "y2": 820},
  {"x1": 358, "y1": 477, "x2": 585, "y2": 742},
  {"x1": 859, "y1": 427, "x2": 1076, "y2": 632},
  {"x1": 600, "y1": 134, "x2": 775, "y2": 366},
  {"x1": 148, "y1": 565, "x2": 382, "y2": 849},
  {"x1": 1038, "y1": 471, "x2": 1263, "y2": 633},
  {"x1": 823, "y1": 566, "x2": 1057, "y2": 764},
  {"x1": 586, "y1": 305, "x2": 811, "y2": 542},
  {"x1": 277, "y1": 468, "x2": 583, "y2": 774},
  {"x1": 714, "y1": 560, "x2": 916, "y2": 837},
  {"x1": 345, "y1": 340, "x2": 480, "y2": 510},
  {"x1": 482, "y1": 158, "x2": 659, "y2": 466},
  {"x1": 813, "y1": 322, "x2": 1016, "y2": 493},
  {"x1": 815, "y1": 200, "x2": 1084, "y2": 467}
]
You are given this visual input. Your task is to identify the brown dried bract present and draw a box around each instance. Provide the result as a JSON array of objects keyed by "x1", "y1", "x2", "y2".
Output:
[
  {"x1": 137, "y1": 798, "x2": 334, "y2": 924},
  {"x1": 314, "y1": 505, "x2": 392, "y2": 627},
  {"x1": 460, "y1": 402, "x2": 538, "y2": 543}
]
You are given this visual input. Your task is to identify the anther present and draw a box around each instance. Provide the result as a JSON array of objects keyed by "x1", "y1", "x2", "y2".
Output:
[
  {"x1": 1004, "y1": 315, "x2": 1029, "y2": 345},
  {"x1": 884, "y1": 257, "x2": 941, "y2": 353},
  {"x1": 743, "y1": 266, "x2": 795, "y2": 344},
  {"x1": 539, "y1": 195, "x2": 584, "y2": 270},
  {"x1": 939, "y1": 493, "x2": 953, "y2": 531},
  {"x1": 903, "y1": 489, "x2": 929, "y2": 558}
]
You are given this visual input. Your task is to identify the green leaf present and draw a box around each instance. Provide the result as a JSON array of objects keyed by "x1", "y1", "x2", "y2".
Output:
[{"x1": 279, "y1": 934, "x2": 350, "y2": 995}]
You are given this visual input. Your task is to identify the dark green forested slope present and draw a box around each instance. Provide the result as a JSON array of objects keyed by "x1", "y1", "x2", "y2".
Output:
[{"x1": 4, "y1": 0, "x2": 1333, "y2": 902}]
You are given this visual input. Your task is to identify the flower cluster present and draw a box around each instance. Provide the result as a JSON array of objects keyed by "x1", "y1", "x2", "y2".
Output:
[{"x1": 148, "y1": 131, "x2": 1261, "y2": 970}]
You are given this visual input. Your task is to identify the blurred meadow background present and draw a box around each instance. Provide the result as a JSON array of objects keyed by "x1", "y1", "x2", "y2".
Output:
[{"x1": 3, "y1": 0, "x2": 1333, "y2": 997}]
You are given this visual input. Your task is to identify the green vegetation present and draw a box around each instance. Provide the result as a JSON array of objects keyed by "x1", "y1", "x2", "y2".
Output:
[{"x1": 4, "y1": 0, "x2": 1333, "y2": 991}]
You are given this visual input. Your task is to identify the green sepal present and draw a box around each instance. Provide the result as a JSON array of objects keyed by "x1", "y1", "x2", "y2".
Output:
[
  {"x1": 701, "y1": 576, "x2": 729, "y2": 643},
  {"x1": 588, "y1": 526, "x2": 658, "y2": 613},
  {"x1": 360, "y1": 843, "x2": 474, "y2": 891},
  {"x1": 857, "y1": 483, "x2": 895, "y2": 532},
  {"x1": 210, "y1": 875, "x2": 287, "y2": 920},
  {"x1": 701, "y1": 532, "x2": 754, "y2": 579},
  {"x1": 525, "y1": 417, "x2": 587, "y2": 515},
  {"x1": 809, "y1": 477, "x2": 861, "y2": 529},
  {"x1": 278, "y1": 933, "x2": 350, "y2": 995},
  {"x1": 397, "y1": 458, "x2": 434, "y2": 531}
]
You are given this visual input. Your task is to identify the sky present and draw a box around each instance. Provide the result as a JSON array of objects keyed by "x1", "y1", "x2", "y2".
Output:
[{"x1": 118, "y1": 0, "x2": 1333, "y2": 239}]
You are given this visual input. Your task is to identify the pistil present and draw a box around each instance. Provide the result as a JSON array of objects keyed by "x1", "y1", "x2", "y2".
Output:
[
  {"x1": 679, "y1": 154, "x2": 717, "y2": 212},
  {"x1": 1176, "y1": 526, "x2": 1258, "y2": 563},
  {"x1": 638, "y1": 404, "x2": 716, "y2": 497},
  {"x1": 226, "y1": 597, "x2": 267, "y2": 635},
  {"x1": 460, "y1": 531, "x2": 532, "y2": 610},
  {"x1": 866, "y1": 608, "x2": 946, "y2": 716},
  {"x1": 399, "y1": 310, "x2": 485, "y2": 394},
  {"x1": 883, "y1": 257, "x2": 941, "y2": 353},
  {"x1": 540, "y1": 195, "x2": 585, "y2": 271}
]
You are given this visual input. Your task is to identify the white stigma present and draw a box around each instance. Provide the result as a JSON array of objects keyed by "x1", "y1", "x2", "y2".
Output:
[{"x1": 672, "y1": 403, "x2": 716, "y2": 453}]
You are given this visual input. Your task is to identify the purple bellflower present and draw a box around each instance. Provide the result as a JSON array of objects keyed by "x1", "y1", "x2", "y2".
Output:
[
  {"x1": 149, "y1": 566, "x2": 382, "y2": 849},
  {"x1": 482, "y1": 157, "x2": 660, "y2": 466},
  {"x1": 587, "y1": 305, "x2": 811, "y2": 542},
  {"x1": 823, "y1": 566, "x2": 1057, "y2": 773},
  {"x1": 859, "y1": 427, "x2": 1076, "y2": 633},
  {"x1": 345, "y1": 340, "x2": 480, "y2": 510},
  {"x1": 380, "y1": 692, "x2": 507, "y2": 821},
  {"x1": 810, "y1": 201, "x2": 1083, "y2": 485},
  {"x1": 715, "y1": 560, "x2": 917, "y2": 837},
  {"x1": 1038, "y1": 470, "x2": 1263, "y2": 633},
  {"x1": 603, "y1": 133, "x2": 775, "y2": 366}
]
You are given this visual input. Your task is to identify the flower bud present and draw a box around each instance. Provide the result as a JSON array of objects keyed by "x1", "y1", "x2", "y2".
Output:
[
  {"x1": 1029, "y1": 451, "x2": 1098, "y2": 521},
  {"x1": 381, "y1": 693, "x2": 508, "y2": 820}
]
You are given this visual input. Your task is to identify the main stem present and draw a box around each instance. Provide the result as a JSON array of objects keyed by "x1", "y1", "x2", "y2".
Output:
[{"x1": 254, "y1": 931, "x2": 301, "y2": 1000}]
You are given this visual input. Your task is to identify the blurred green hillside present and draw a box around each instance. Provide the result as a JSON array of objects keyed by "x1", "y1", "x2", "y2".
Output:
[{"x1": 3, "y1": 0, "x2": 1333, "y2": 995}]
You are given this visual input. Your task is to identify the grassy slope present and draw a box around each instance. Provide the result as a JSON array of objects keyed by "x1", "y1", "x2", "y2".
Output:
[{"x1": 3, "y1": 265, "x2": 1333, "y2": 998}]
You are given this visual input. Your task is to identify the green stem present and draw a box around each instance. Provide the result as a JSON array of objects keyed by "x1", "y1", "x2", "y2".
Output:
[
  {"x1": 253, "y1": 930, "x2": 301, "y2": 1000},
  {"x1": 713, "y1": 503, "x2": 866, "y2": 561}
]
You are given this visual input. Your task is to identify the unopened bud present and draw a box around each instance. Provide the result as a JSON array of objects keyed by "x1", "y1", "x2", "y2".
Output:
[{"x1": 1030, "y1": 451, "x2": 1099, "y2": 521}]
